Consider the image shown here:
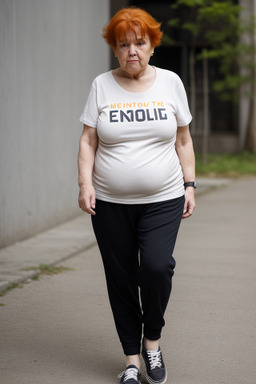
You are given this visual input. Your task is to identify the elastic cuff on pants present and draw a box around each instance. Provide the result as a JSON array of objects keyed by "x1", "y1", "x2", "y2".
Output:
[
  {"x1": 123, "y1": 343, "x2": 141, "y2": 356},
  {"x1": 144, "y1": 327, "x2": 162, "y2": 341}
]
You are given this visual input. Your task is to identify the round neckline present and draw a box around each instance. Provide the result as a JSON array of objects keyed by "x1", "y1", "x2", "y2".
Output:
[{"x1": 110, "y1": 66, "x2": 158, "y2": 95}]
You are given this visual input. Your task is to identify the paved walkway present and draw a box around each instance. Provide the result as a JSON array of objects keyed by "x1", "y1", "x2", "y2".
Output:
[
  {"x1": 1, "y1": 177, "x2": 256, "y2": 384},
  {"x1": 0, "y1": 177, "x2": 229, "y2": 294}
]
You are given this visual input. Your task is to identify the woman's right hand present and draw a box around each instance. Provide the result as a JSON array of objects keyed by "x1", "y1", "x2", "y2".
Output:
[{"x1": 78, "y1": 184, "x2": 96, "y2": 215}]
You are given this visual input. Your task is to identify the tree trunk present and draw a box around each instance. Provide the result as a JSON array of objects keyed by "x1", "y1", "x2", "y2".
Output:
[
  {"x1": 245, "y1": 92, "x2": 256, "y2": 152},
  {"x1": 244, "y1": 20, "x2": 256, "y2": 153},
  {"x1": 189, "y1": 47, "x2": 196, "y2": 134},
  {"x1": 202, "y1": 55, "x2": 209, "y2": 163}
]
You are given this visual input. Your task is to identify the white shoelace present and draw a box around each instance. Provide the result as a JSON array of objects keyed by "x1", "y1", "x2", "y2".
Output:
[
  {"x1": 146, "y1": 349, "x2": 162, "y2": 370},
  {"x1": 118, "y1": 367, "x2": 139, "y2": 382}
]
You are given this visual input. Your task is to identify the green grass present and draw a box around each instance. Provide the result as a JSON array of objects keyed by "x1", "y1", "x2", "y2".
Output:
[
  {"x1": 37, "y1": 264, "x2": 74, "y2": 275},
  {"x1": 0, "y1": 264, "x2": 74, "y2": 298},
  {"x1": 0, "y1": 283, "x2": 23, "y2": 297},
  {"x1": 196, "y1": 152, "x2": 256, "y2": 177},
  {"x1": 21, "y1": 264, "x2": 74, "y2": 276}
]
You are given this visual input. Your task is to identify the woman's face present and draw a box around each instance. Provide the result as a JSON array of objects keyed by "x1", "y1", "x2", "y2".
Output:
[{"x1": 114, "y1": 26, "x2": 153, "y2": 77}]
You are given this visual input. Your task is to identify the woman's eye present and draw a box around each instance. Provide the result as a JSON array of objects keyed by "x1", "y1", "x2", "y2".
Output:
[{"x1": 138, "y1": 41, "x2": 144, "y2": 46}]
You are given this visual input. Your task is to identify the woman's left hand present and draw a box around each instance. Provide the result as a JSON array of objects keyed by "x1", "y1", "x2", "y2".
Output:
[{"x1": 182, "y1": 187, "x2": 196, "y2": 219}]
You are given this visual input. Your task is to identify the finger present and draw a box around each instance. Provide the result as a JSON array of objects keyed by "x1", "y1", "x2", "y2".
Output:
[
  {"x1": 183, "y1": 204, "x2": 195, "y2": 219},
  {"x1": 90, "y1": 194, "x2": 96, "y2": 209},
  {"x1": 182, "y1": 202, "x2": 193, "y2": 219},
  {"x1": 85, "y1": 200, "x2": 96, "y2": 215},
  {"x1": 78, "y1": 198, "x2": 95, "y2": 215},
  {"x1": 88, "y1": 206, "x2": 96, "y2": 215},
  {"x1": 182, "y1": 211, "x2": 190, "y2": 219},
  {"x1": 183, "y1": 200, "x2": 188, "y2": 215}
]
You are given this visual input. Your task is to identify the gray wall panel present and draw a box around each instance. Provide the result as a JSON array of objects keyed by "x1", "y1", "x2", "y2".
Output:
[{"x1": 0, "y1": 0, "x2": 110, "y2": 247}]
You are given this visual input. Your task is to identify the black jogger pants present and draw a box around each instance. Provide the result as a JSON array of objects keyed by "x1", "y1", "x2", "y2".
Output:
[{"x1": 91, "y1": 196, "x2": 184, "y2": 356}]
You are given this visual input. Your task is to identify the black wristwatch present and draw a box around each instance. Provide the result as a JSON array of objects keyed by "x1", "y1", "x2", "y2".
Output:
[{"x1": 184, "y1": 181, "x2": 197, "y2": 189}]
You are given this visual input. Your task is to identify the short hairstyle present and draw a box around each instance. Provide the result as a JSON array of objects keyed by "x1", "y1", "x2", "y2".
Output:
[{"x1": 102, "y1": 7, "x2": 163, "y2": 49}]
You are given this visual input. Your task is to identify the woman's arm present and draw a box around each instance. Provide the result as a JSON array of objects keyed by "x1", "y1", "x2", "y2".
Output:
[
  {"x1": 175, "y1": 125, "x2": 196, "y2": 219},
  {"x1": 77, "y1": 124, "x2": 98, "y2": 215}
]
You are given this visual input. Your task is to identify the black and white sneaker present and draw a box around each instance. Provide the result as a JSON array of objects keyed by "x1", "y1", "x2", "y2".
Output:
[
  {"x1": 142, "y1": 342, "x2": 167, "y2": 384},
  {"x1": 118, "y1": 365, "x2": 141, "y2": 384}
]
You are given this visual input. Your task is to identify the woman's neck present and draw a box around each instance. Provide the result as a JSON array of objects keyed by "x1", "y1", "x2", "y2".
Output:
[
  {"x1": 115, "y1": 65, "x2": 154, "y2": 80},
  {"x1": 112, "y1": 66, "x2": 156, "y2": 93}
]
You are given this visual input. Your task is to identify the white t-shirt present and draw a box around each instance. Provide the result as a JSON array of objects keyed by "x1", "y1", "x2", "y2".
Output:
[{"x1": 80, "y1": 67, "x2": 192, "y2": 204}]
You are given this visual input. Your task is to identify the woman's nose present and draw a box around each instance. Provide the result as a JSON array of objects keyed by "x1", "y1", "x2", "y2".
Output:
[{"x1": 129, "y1": 44, "x2": 136, "y2": 55}]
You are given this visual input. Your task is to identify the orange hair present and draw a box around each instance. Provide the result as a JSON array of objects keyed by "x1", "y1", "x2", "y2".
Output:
[{"x1": 102, "y1": 7, "x2": 163, "y2": 49}]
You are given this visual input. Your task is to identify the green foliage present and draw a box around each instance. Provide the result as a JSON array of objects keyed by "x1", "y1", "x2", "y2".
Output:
[
  {"x1": 196, "y1": 152, "x2": 256, "y2": 176},
  {"x1": 167, "y1": 18, "x2": 180, "y2": 28},
  {"x1": 161, "y1": 33, "x2": 176, "y2": 46},
  {"x1": 198, "y1": 1, "x2": 243, "y2": 31},
  {"x1": 182, "y1": 22, "x2": 200, "y2": 36},
  {"x1": 165, "y1": 0, "x2": 256, "y2": 101},
  {"x1": 171, "y1": 0, "x2": 205, "y2": 9}
]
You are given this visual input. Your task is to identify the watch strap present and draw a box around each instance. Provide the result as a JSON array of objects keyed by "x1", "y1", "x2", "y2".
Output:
[{"x1": 184, "y1": 181, "x2": 196, "y2": 189}]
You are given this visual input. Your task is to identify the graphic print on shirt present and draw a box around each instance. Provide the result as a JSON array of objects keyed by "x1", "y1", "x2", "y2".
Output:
[{"x1": 109, "y1": 101, "x2": 168, "y2": 123}]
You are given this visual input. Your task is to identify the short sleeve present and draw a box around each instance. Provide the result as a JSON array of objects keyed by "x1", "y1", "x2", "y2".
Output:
[
  {"x1": 175, "y1": 76, "x2": 192, "y2": 127},
  {"x1": 79, "y1": 82, "x2": 98, "y2": 128}
]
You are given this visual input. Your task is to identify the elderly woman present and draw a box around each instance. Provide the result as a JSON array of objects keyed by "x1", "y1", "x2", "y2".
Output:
[{"x1": 78, "y1": 7, "x2": 196, "y2": 384}]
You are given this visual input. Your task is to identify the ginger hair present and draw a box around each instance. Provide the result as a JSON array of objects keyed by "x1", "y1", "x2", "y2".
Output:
[{"x1": 102, "y1": 7, "x2": 163, "y2": 49}]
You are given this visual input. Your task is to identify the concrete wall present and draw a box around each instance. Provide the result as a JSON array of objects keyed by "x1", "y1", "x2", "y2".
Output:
[{"x1": 0, "y1": 0, "x2": 109, "y2": 248}]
